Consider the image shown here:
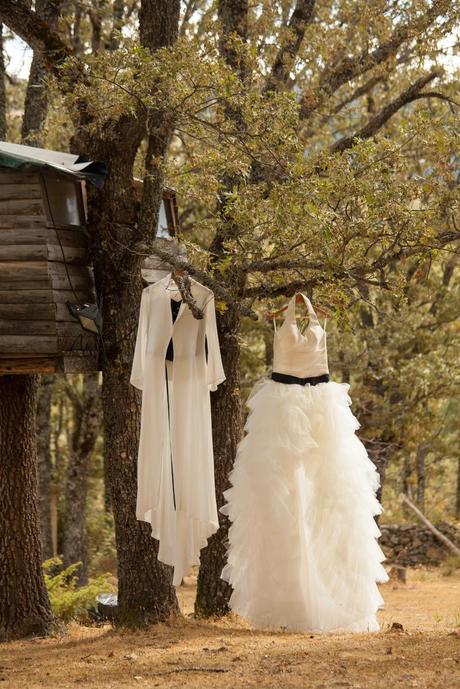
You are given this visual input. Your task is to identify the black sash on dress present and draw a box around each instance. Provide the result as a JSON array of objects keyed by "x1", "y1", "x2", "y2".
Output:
[{"x1": 271, "y1": 372, "x2": 330, "y2": 386}]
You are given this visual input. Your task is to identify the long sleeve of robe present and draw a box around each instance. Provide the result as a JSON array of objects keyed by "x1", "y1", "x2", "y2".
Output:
[{"x1": 130, "y1": 274, "x2": 225, "y2": 585}]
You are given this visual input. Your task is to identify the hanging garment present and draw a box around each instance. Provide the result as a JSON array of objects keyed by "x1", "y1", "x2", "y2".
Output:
[
  {"x1": 130, "y1": 273, "x2": 226, "y2": 585},
  {"x1": 221, "y1": 294, "x2": 389, "y2": 632}
]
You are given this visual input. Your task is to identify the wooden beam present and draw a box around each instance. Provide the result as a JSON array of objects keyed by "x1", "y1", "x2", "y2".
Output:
[{"x1": 0, "y1": 357, "x2": 57, "y2": 374}]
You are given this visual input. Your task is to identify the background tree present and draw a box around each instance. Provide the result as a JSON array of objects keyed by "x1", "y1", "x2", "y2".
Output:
[
  {"x1": 36, "y1": 375, "x2": 54, "y2": 561},
  {"x1": 62, "y1": 374, "x2": 101, "y2": 586}
]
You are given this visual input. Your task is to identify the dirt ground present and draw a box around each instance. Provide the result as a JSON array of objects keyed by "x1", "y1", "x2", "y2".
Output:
[{"x1": 1, "y1": 568, "x2": 459, "y2": 689}]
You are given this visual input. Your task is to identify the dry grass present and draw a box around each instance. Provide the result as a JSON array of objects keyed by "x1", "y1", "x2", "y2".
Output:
[{"x1": 0, "y1": 568, "x2": 459, "y2": 689}]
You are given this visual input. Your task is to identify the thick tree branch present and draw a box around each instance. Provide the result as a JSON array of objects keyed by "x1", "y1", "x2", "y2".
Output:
[
  {"x1": 133, "y1": 240, "x2": 258, "y2": 320},
  {"x1": 332, "y1": 74, "x2": 386, "y2": 115},
  {"x1": 300, "y1": 0, "x2": 453, "y2": 119},
  {"x1": 264, "y1": 0, "x2": 315, "y2": 93},
  {"x1": 244, "y1": 280, "x2": 320, "y2": 299},
  {"x1": 331, "y1": 70, "x2": 443, "y2": 153},
  {"x1": 0, "y1": 0, "x2": 71, "y2": 72}
]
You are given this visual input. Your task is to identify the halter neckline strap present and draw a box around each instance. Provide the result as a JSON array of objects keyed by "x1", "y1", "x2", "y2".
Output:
[{"x1": 286, "y1": 293, "x2": 320, "y2": 325}]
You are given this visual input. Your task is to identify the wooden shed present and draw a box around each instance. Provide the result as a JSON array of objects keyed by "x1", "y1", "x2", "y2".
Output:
[{"x1": 0, "y1": 142, "x2": 107, "y2": 374}]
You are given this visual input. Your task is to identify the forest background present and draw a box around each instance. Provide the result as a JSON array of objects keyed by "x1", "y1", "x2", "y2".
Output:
[{"x1": 0, "y1": 0, "x2": 459, "y2": 641}]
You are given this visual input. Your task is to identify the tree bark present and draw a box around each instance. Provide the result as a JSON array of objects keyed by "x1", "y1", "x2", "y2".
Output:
[
  {"x1": 415, "y1": 443, "x2": 428, "y2": 512},
  {"x1": 36, "y1": 375, "x2": 54, "y2": 561},
  {"x1": 196, "y1": 305, "x2": 242, "y2": 615},
  {"x1": 62, "y1": 374, "x2": 101, "y2": 586},
  {"x1": 0, "y1": 375, "x2": 54, "y2": 641}
]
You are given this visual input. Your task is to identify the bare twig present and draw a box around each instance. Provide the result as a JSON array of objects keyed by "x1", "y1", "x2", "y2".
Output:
[
  {"x1": 400, "y1": 493, "x2": 460, "y2": 556},
  {"x1": 151, "y1": 667, "x2": 229, "y2": 676}
]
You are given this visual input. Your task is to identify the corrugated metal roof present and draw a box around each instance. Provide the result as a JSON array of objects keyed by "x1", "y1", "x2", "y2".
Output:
[{"x1": 0, "y1": 141, "x2": 107, "y2": 188}]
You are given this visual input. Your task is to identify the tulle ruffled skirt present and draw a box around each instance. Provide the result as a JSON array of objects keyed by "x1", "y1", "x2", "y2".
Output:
[{"x1": 220, "y1": 378, "x2": 389, "y2": 633}]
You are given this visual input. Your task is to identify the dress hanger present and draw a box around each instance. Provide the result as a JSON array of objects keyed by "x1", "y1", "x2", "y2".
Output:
[{"x1": 266, "y1": 294, "x2": 329, "y2": 322}]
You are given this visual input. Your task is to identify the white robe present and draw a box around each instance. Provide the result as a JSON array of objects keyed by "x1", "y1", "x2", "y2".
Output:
[{"x1": 130, "y1": 273, "x2": 226, "y2": 585}]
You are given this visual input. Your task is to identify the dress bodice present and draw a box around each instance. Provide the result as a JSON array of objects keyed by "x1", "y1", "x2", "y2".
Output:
[{"x1": 272, "y1": 294, "x2": 329, "y2": 378}]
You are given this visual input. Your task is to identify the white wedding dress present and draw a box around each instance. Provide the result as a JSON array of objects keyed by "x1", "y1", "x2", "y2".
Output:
[{"x1": 221, "y1": 294, "x2": 389, "y2": 632}]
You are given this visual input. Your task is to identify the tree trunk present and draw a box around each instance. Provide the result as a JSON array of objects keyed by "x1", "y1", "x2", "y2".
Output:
[
  {"x1": 82, "y1": 132, "x2": 179, "y2": 625},
  {"x1": 415, "y1": 443, "x2": 427, "y2": 512},
  {"x1": 0, "y1": 24, "x2": 7, "y2": 139},
  {"x1": 36, "y1": 374, "x2": 54, "y2": 561},
  {"x1": 62, "y1": 373, "x2": 101, "y2": 586},
  {"x1": 401, "y1": 452, "x2": 411, "y2": 496},
  {"x1": 0, "y1": 375, "x2": 54, "y2": 641},
  {"x1": 401, "y1": 452, "x2": 412, "y2": 519},
  {"x1": 195, "y1": 305, "x2": 242, "y2": 616},
  {"x1": 103, "y1": 448, "x2": 112, "y2": 512}
]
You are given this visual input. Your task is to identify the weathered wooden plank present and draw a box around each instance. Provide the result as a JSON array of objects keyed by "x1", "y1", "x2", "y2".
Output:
[
  {"x1": 0, "y1": 228, "x2": 88, "y2": 248},
  {"x1": 0, "y1": 280, "x2": 51, "y2": 290},
  {"x1": 0, "y1": 243, "x2": 90, "y2": 263},
  {"x1": 0, "y1": 228, "x2": 48, "y2": 246},
  {"x1": 47, "y1": 245, "x2": 88, "y2": 263},
  {"x1": 0, "y1": 215, "x2": 47, "y2": 229},
  {"x1": 0, "y1": 198, "x2": 44, "y2": 215},
  {"x1": 0, "y1": 184, "x2": 42, "y2": 200},
  {"x1": 0, "y1": 171, "x2": 40, "y2": 185},
  {"x1": 48, "y1": 262, "x2": 94, "y2": 291},
  {"x1": 0, "y1": 335, "x2": 57, "y2": 354},
  {"x1": 53, "y1": 288, "x2": 96, "y2": 304},
  {"x1": 0, "y1": 357, "x2": 57, "y2": 374},
  {"x1": 0, "y1": 245, "x2": 47, "y2": 261},
  {"x1": 0, "y1": 303, "x2": 55, "y2": 320},
  {"x1": 0, "y1": 290, "x2": 53, "y2": 304},
  {"x1": 0, "y1": 261, "x2": 49, "y2": 282},
  {"x1": 0, "y1": 319, "x2": 56, "y2": 335},
  {"x1": 47, "y1": 228, "x2": 88, "y2": 248}
]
